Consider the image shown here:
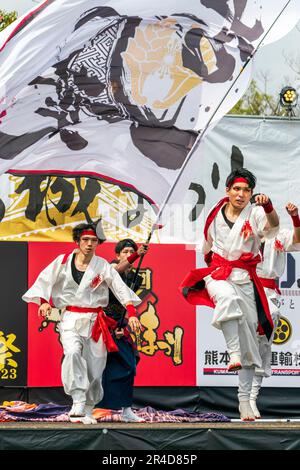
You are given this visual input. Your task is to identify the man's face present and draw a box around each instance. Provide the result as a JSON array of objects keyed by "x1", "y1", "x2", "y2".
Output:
[
  {"x1": 226, "y1": 182, "x2": 252, "y2": 210},
  {"x1": 116, "y1": 246, "x2": 135, "y2": 264},
  {"x1": 78, "y1": 235, "x2": 99, "y2": 256}
]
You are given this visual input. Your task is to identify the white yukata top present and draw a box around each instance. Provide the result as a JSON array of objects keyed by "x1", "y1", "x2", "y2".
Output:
[
  {"x1": 257, "y1": 228, "x2": 300, "y2": 279},
  {"x1": 202, "y1": 203, "x2": 279, "y2": 284},
  {"x1": 256, "y1": 229, "x2": 300, "y2": 317}
]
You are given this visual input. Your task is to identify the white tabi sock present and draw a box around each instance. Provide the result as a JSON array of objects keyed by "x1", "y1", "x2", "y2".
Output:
[
  {"x1": 70, "y1": 404, "x2": 98, "y2": 425},
  {"x1": 238, "y1": 367, "x2": 256, "y2": 421},
  {"x1": 250, "y1": 375, "x2": 263, "y2": 401},
  {"x1": 238, "y1": 367, "x2": 255, "y2": 401},
  {"x1": 69, "y1": 401, "x2": 85, "y2": 417},
  {"x1": 250, "y1": 375, "x2": 263, "y2": 418},
  {"x1": 122, "y1": 407, "x2": 144, "y2": 422}
]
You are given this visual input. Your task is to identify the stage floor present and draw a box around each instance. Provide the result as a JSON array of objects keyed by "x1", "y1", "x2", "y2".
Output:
[
  {"x1": 1, "y1": 420, "x2": 300, "y2": 429},
  {"x1": 1, "y1": 421, "x2": 300, "y2": 450}
]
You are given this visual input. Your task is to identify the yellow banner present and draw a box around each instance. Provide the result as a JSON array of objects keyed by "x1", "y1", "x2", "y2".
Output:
[{"x1": 0, "y1": 174, "x2": 158, "y2": 242}]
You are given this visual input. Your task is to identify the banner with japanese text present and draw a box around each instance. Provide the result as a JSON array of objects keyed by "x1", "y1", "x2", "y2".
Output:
[
  {"x1": 0, "y1": 242, "x2": 27, "y2": 386},
  {"x1": 1, "y1": 0, "x2": 299, "y2": 248},
  {"x1": 27, "y1": 242, "x2": 196, "y2": 387}
]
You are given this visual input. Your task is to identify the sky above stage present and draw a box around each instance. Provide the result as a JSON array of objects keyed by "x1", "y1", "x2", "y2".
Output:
[{"x1": 1, "y1": 0, "x2": 300, "y2": 99}]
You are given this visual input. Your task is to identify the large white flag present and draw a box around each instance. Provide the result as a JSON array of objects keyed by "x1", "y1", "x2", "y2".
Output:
[{"x1": 0, "y1": 0, "x2": 299, "y2": 240}]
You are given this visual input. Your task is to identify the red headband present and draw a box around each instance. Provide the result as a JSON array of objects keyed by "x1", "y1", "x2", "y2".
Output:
[
  {"x1": 230, "y1": 177, "x2": 249, "y2": 186},
  {"x1": 81, "y1": 230, "x2": 97, "y2": 237}
]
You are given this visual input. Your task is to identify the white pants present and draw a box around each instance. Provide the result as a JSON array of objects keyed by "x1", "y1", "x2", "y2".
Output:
[
  {"x1": 250, "y1": 374, "x2": 263, "y2": 401},
  {"x1": 205, "y1": 277, "x2": 262, "y2": 368},
  {"x1": 60, "y1": 325, "x2": 107, "y2": 405},
  {"x1": 239, "y1": 367, "x2": 255, "y2": 402}
]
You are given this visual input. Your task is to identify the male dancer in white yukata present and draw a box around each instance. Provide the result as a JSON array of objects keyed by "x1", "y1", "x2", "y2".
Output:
[
  {"x1": 23, "y1": 223, "x2": 141, "y2": 424},
  {"x1": 181, "y1": 168, "x2": 279, "y2": 421},
  {"x1": 250, "y1": 202, "x2": 300, "y2": 419}
]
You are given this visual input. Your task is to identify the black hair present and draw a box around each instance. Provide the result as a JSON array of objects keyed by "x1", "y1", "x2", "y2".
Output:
[
  {"x1": 72, "y1": 222, "x2": 105, "y2": 244},
  {"x1": 115, "y1": 238, "x2": 138, "y2": 254},
  {"x1": 226, "y1": 168, "x2": 256, "y2": 190}
]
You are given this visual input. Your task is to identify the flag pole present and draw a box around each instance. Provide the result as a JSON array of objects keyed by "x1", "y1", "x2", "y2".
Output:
[
  {"x1": 130, "y1": 0, "x2": 293, "y2": 285},
  {"x1": 149, "y1": 0, "x2": 293, "y2": 237},
  {"x1": 130, "y1": 230, "x2": 152, "y2": 291},
  {"x1": 104, "y1": 0, "x2": 293, "y2": 315}
]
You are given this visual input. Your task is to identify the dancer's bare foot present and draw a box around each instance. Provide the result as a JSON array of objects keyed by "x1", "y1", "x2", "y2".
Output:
[
  {"x1": 250, "y1": 399, "x2": 261, "y2": 419},
  {"x1": 239, "y1": 401, "x2": 256, "y2": 421}
]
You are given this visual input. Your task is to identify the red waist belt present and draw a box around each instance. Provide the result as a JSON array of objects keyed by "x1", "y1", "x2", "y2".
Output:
[
  {"x1": 259, "y1": 278, "x2": 281, "y2": 295},
  {"x1": 65, "y1": 306, "x2": 118, "y2": 352},
  {"x1": 180, "y1": 252, "x2": 274, "y2": 340}
]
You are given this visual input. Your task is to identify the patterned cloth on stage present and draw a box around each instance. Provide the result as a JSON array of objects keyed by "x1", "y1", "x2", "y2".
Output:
[{"x1": 0, "y1": 401, "x2": 229, "y2": 423}]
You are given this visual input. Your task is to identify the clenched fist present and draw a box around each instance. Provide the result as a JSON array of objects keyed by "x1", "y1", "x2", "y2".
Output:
[
  {"x1": 255, "y1": 194, "x2": 270, "y2": 206},
  {"x1": 286, "y1": 203, "x2": 298, "y2": 217},
  {"x1": 38, "y1": 302, "x2": 52, "y2": 318}
]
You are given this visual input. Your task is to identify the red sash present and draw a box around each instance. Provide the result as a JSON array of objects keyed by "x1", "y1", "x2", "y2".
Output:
[
  {"x1": 259, "y1": 277, "x2": 281, "y2": 295},
  {"x1": 65, "y1": 306, "x2": 118, "y2": 352},
  {"x1": 180, "y1": 252, "x2": 274, "y2": 340}
]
